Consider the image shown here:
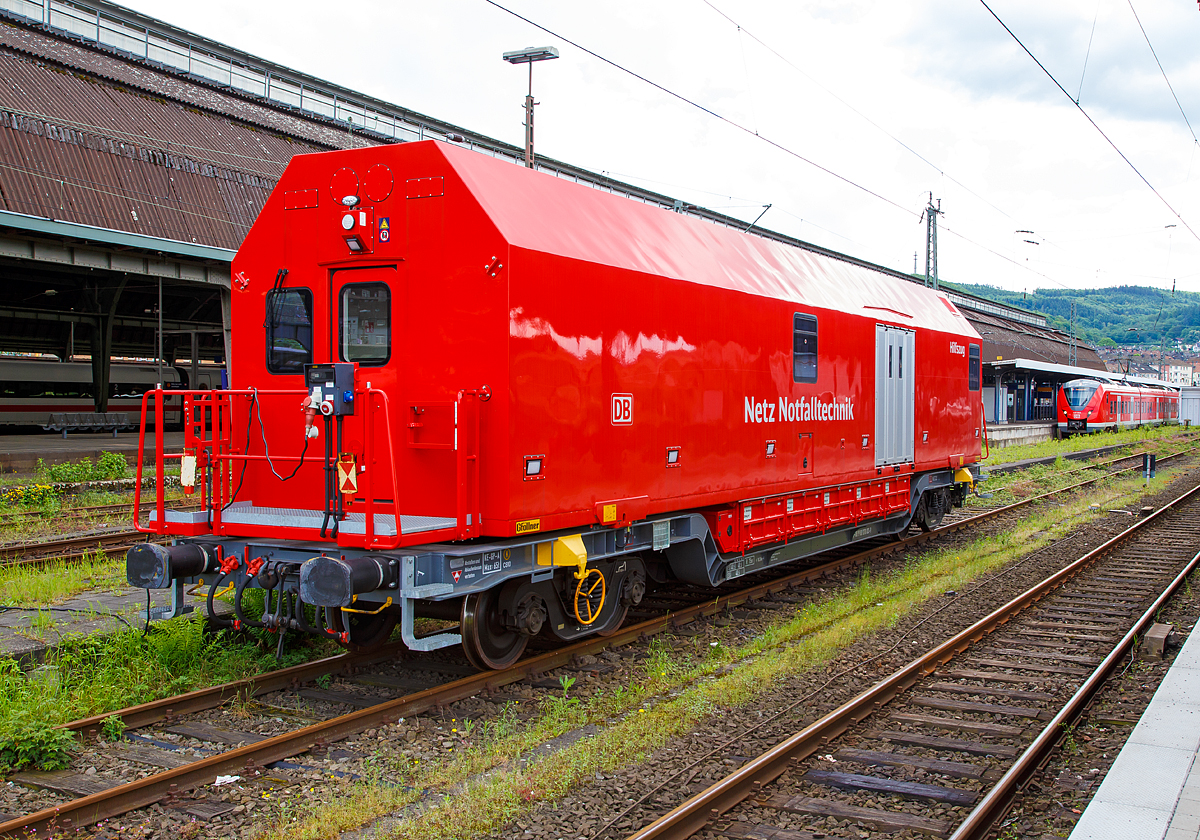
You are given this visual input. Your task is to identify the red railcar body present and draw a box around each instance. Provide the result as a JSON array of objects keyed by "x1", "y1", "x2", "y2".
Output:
[
  {"x1": 1058, "y1": 378, "x2": 1179, "y2": 435},
  {"x1": 129, "y1": 140, "x2": 985, "y2": 667}
]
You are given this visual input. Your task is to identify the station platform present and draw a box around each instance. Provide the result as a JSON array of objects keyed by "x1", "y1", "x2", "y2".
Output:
[
  {"x1": 0, "y1": 587, "x2": 177, "y2": 664},
  {"x1": 1070, "y1": 626, "x2": 1200, "y2": 840},
  {"x1": 0, "y1": 430, "x2": 184, "y2": 473},
  {"x1": 985, "y1": 419, "x2": 1056, "y2": 450}
]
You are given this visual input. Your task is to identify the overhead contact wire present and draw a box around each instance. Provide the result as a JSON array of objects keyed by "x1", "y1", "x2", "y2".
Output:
[
  {"x1": 485, "y1": 1, "x2": 1088, "y2": 289},
  {"x1": 701, "y1": 0, "x2": 1014, "y2": 222},
  {"x1": 482, "y1": 0, "x2": 917, "y2": 220},
  {"x1": 1124, "y1": 0, "x2": 1198, "y2": 145},
  {"x1": 978, "y1": 0, "x2": 1200, "y2": 245}
]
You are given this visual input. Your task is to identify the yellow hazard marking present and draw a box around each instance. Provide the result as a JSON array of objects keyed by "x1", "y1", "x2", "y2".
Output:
[
  {"x1": 515, "y1": 518, "x2": 541, "y2": 534},
  {"x1": 602, "y1": 504, "x2": 617, "y2": 523}
]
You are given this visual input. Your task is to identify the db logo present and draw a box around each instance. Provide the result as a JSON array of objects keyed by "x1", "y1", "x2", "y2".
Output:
[{"x1": 611, "y1": 393, "x2": 634, "y2": 425}]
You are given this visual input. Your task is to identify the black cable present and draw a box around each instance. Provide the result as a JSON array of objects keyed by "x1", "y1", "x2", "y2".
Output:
[
  {"x1": 701, "y1": 0, "x2": 1014, "y2": 223},
  {"x1": 222, "y1": 390, "x2": 310, "y2": 512},
  {"x1": 221, "y1": 390, "x2": 257, "y2": 512},
  {"x1": 256, "y1": 391, "x2": 309, "y2": 481},
  {"x1": 978, "y1": 0, "x2": 1200, "y2": 245},
  {"x1": 482, "y1": 0, "x2": 915, "y2": 218},
  {"x1": 481, "y1": 0, "x2": 1081, "y2": 291},
  {"x1": 1125, "y1": 0, "x2": 1197, "y2": 145}
]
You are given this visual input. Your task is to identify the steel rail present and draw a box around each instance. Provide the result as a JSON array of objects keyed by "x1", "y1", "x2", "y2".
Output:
[
  {"x1": 950, "y1": 547, "x2": 1200, "y2": 838},
  {"x1": 0, "y1": 446, "x2": 1191, "y2": 837},
  {"x1": 622, "y1": 480, "x2": 1200, "y2": 840},
  {"x1": 0, "y1": 564, "x2": 864, "y2": 839},
  {"x1": 61, "y1": 640, "x2": 413, "y2": 736},
  {"x1": 0, "y1": 441, "x2": 1182, "y2": 570},
  {"x1": 44, "y1": 444, "x2": 1181, "y2": 737},
  {"x1": 0, "y1": 528, "x2": 145, "y2": 565},
  {"x1": 0, "y1": 501, "x2": 197, "y2": 524}
]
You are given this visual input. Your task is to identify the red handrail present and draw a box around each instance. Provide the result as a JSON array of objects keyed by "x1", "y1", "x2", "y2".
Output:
[{"x1": 131, "y1": 386, "x2": 480, "y2": 549}]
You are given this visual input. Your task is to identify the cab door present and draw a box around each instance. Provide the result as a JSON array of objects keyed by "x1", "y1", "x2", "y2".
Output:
[
  {"x1": 329, "y1": 266, "x2": 395, "y2": 367},
  {"x1": 328, "y1": 266, "x2": 398, "y2": 506}
]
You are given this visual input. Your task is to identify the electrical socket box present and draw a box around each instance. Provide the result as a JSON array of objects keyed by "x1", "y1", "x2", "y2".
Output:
[{"x1": 304, "y1": 363, "x2": 356, "y2": 416}]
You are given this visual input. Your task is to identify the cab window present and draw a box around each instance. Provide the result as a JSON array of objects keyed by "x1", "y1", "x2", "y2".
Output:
[
  {"x1": 968, "y1": 344, "x2": 980, "y2": 391},
  {"x1": 793, "y1": 313, "x2": 818, "y2": 383},
  {"x1": 265, "y1": 288, "x2": 313, "y2": 374},
  {"x1": 340, "y1": 283, "x2": 390, "y2": 365},
  {"x1": 1064, "y1": 385, "x2": 1097, "y2": 409}
]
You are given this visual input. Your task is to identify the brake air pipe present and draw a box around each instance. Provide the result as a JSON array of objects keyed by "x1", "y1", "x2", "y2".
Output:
[{"x1": 205, "y1": 569, "x2": 234, "y2": 628}]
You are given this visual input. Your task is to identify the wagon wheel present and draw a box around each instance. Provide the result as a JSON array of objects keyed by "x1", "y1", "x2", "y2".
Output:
[
  {"x1": 595, "y1": 604, "x2": 629, "y2": 637},
  {"x1": 461, "y1": 589, "x2": 528, "y2": 670},
  {"x1": 915, "y1": 489, "x2": 948, "y2": 532},
  {"x1": 328, "y1": 607, "x2": 398, "y2": 653}
]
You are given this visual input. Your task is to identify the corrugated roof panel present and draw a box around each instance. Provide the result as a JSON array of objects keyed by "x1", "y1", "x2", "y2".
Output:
[
  {"x1": 0, "y1": 125, "x2": 53, "y2": 217},
  {"x1": 0, "y1": 44, "x2": 306, "y2": 248}
]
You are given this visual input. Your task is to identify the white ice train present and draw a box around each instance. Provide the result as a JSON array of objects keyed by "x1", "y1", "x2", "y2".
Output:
[{"x1": 0, "y1": 360, "x2": 198, "y2": 429}]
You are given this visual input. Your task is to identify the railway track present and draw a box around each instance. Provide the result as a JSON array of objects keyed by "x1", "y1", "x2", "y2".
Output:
[
  {"x1": 0, "y1": 528, "x2": 147, "y2": 567},
  {"x1": 623, "y1": 482, "x2": 1200, "y2": 840},
  {"x1": 0, "y1": 506, "x2": 195, "y2": 567},
  {"x1": 0, "y1": 442, "x2": 1192, "y2": 837},
  {"x1": 0, "y1": 499, "x2": 194, "y2": 525}
]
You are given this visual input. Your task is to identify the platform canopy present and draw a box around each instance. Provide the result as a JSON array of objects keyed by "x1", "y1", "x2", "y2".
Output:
[{"x1": 989, "y1": 358, "x2": 1178, "y2": 390}]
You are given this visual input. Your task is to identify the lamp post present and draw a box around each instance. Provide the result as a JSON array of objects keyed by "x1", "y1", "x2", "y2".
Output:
[{"x1": 502, "y1": 46, "x2": 559, "y2": 168}]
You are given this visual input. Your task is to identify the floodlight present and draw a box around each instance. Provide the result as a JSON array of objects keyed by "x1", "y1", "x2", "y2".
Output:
[{"x1": 502, "y1": 46, "x2": 559, "y2": 64}]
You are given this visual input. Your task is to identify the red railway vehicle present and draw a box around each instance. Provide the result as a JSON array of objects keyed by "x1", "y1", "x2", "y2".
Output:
[
  {"x1": 127, "y1": 140, "x2": 984, "y2": 669},
  {"x1": 1058, "y1": 377, "x2": 1179, "y2": 435}
]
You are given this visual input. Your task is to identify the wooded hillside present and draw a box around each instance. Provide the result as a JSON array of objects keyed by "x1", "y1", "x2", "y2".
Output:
[{"x1": 944, "y1": 283, "x2": 1200, "y2": 348}]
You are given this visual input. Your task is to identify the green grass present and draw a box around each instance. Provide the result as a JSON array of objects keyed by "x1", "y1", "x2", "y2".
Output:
[
  {"x1": 257, "y1": 467, "x2": 1180, "y2": 840},
  {"x1": 969, "y1": 430, "x2": 1192, "y2": 508},
  {"x1": 0, "y1": 485, "x2": 187, "y2": 544},
  {"x1": 37, "y1": 451, "x2": 129, "y2": 483},
  {"x1": 0, "y1": 552, "x2": 125, "y2": 608},
  {"x1": 0, "y1": 614, "x2": 339, "y2": 772},
  {"x1": 984, "y1": 424, "x2": 1191, "y2": 467}
]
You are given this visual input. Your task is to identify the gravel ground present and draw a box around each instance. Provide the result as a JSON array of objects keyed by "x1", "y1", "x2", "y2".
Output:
[
  {"x1": 483, "y1": 462, "x2": 1200, "y2": 840},
  {"x1": 8, "y1": 457, "x2": 1192, "y2": 840},
  {"x1": 993, "y1": 568, "x2": 1200, "y2": 839}
]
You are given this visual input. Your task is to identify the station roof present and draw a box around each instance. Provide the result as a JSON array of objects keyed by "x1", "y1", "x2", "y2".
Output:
[
  {"x1": 968, "y1": 308, "x2": 1106, "y2": 371},
  {"x1": 988, "y1": 358, "x2": 1179, "y2": 390},
  {"x1": 0, "y1": 0, "x2": 1087, "y2": 366}
]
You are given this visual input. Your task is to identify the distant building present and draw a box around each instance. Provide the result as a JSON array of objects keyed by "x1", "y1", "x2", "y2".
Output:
[{"x1": 1163, "y1": 361, "x2": 1193, "y2": 386}]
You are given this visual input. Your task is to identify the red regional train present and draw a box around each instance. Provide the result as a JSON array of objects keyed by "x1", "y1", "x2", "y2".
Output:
[
  {"x1": 1058, "y1": 377, "x2": 1179, "y2": 435},
  {"x1": 127, "y1": 140, "x2": 984, "y2": 669}
]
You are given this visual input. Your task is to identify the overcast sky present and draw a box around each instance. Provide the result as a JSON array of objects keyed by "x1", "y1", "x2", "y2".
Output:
[{"x1": 118, "y1": 0, "x2": 1200, "y2": 295}]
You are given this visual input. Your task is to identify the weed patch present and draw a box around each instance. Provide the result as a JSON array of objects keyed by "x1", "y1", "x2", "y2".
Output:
[
  {"x1": 985, "y1": 425, "x2": 1189, "y2": 467},
  {"x1": 37, "y1": 452, "x2": 128, "y2": 484},
  {"x1": 258, "y1": 468, "x2": 1183, "y2": 840},
  {"x1": 0, "y1": 552, "x2": 123, "y2": 607},
  {"x1": 0, "y1": 614, "x2": 336, "y2": 771}
]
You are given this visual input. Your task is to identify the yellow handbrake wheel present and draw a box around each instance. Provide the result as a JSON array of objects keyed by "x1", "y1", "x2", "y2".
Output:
[{"x1": 573, "y1": 568, "x2": 606, "y2": 625}]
